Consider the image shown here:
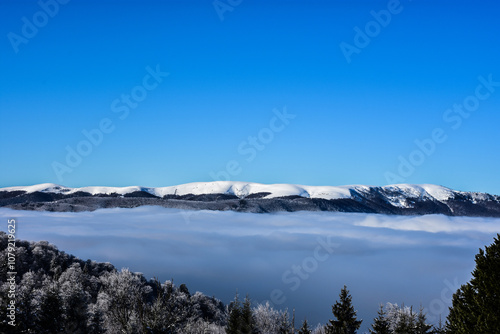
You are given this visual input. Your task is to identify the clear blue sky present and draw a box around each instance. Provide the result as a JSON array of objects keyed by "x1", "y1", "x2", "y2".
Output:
[{"x1": 1, "y1": 0, "x2": 500, "y2": 194}]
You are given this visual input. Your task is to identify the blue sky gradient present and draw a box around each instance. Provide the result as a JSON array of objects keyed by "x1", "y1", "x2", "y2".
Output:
[{"x1": 1, "y1": 0, "x2": 500, "y2": 194}]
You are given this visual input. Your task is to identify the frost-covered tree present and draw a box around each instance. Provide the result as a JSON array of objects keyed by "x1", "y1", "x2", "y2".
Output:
[
  {"x1": 59, "y1": 263, "x2": 91, "y2": 333},
  {"x1": 382, "y1": 303, "x2": 431, "y2": 334},
  {"x1": 180, "y1": 318, "x2": 226, "y2": 334},
  {"x1": 311, "y1": 324, "x2": 327, "y2": 334},
  {"x1": 87, "y1": 302, "x2": 106, "y2": 334},
  {"x1": 385, "y1": 303, "x2": 414, "y2": 333},
  {"x1": 253, "y1": 302, "x2": 282, "y2": 334},
  {"x1": 12, "y1": 271, "x2": 39, "y2": 332},
  {"x1": 34, "y1": 280, "x2": 64, "y2": 333},
  {"x1": 188, "y1": 290, "x2": 226, "y2": 326},
  {"x1": 97, "y1": 268, "x2": 152, "y2": 333},
  {"x1": 143, "y1": 278, "x2": 177, "y2": 333},
  {"x1": 278, "y1": 309, "x2": 293, "y2": 334},
  {"x1": 299, "y1": 318, "x2": 312, "y2": 334}
]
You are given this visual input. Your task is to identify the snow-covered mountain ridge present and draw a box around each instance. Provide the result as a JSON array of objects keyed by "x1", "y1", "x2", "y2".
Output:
[
  {"x1": 0, "y1": 182, "x2": 465, "y2": 201},
  {"x1": 1, "y1": 182, "x2": 499, "y2": 216}
]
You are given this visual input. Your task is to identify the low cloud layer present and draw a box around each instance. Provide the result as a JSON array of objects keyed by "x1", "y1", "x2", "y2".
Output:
[{"x1": 2, "y1": 207, "x2": 499, "y2": 332}]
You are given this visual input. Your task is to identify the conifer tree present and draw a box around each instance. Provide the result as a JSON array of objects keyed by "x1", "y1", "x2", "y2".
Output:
[
  {"x1": 432, "y1": 316, "x2": 446, "y2": 334},
  {"x1": 278, "y1": 310, "x2": 293, "y2": 334},
  {"x1": 447, "y1": 234, "x2": 500, "y2": 333},
  {"x1": 369, "y1": 304, "x2": 390, "y2": 334},
  {"x1": 414, "y1": 306, "x2": 432, "y2": 334},
  {"x1": 299, "y1": 318, "x2": 312, "y2": 334},
  {"x1": 326, "y1": 285, "x2": 362, "y2": 334},
  {"x1": 393, "y1": 305, "x2": 414, "y2": 334},
  {"x1": 240, "y1": 294, "x2": 255, "y2": 334},
  {"x1": 226, "y1": 293, "x2": 243, "y2": 334}
]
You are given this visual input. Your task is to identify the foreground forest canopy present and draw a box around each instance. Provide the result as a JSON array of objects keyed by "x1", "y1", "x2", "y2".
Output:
[{"x1": 0, "y1": 232, "x2": 498, "y2": 333}]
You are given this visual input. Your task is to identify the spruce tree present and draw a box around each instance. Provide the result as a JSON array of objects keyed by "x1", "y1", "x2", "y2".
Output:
[
  {"x1": 414, "y1": 306, "x2": 432, "y2": 334},
  {"x1": 369, "y1": 304, "x2": 390, "y2": 334},
  {"x1": 226, "y1": 293, "x2": 242, "y2": 334},
  {"x1": 279, "y1": 309, "x2": 293, "y2": 334},
  {"x1": 326, "y1": 285, "x2": 362, "y2": 334},
  {"x1": 240, "y1": 294, "x2": 255, "y2": 334},
  {"x1": 226, "y1": 293, "x2": 256, "y2": 334},
  {"x1": 299, "y1": 318, "x2": 312, "y2": 334},
  {"x1": 432, "y1": 316, "x2": 446, "y2": 334},
  {"x1": 446, "y1": 233, "x2": 500, "y2": 333},
  {"x1": 393, "y1": 306, "x2": 414, "y2": 334}
]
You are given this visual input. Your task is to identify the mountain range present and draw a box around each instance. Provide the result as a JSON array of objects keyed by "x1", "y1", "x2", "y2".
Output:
[{"x1": 1, "y1": 182, "x2": 500, "y2": 217}]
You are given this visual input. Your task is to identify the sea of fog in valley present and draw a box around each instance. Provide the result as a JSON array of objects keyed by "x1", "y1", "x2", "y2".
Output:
[{"x1": 2, "y1": 207, "x2": 499, "y2": 332}]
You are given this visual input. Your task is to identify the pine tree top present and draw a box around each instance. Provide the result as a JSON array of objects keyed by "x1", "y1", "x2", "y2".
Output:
[{"x1": 326, "y1": 285, "x2": 362, "y2": 334}]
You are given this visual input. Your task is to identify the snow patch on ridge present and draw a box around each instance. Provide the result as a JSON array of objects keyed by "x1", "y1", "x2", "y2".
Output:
[
  {"x1": 380, "y1": 184, "x2": 455, "y2": 208},
  {"x1": 420, "y1": 184, "x2": 455, "y2": 201},
  {"x1": 151, "y1": 182, "x2": 352, "y2": 200},
  {"x1": 0, "y1": 183, "x2": 69, "y2": 194}
]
